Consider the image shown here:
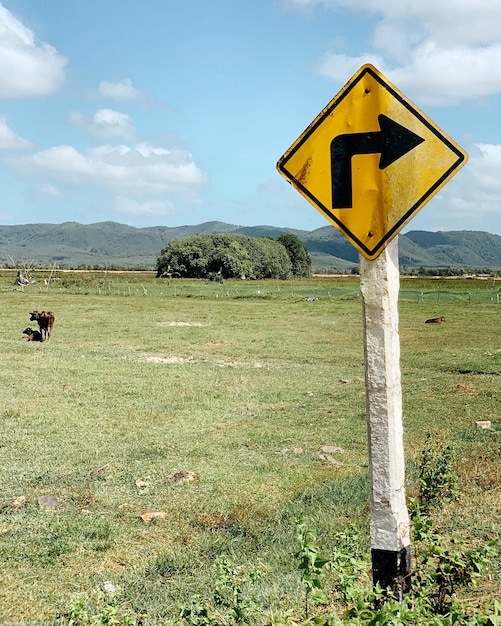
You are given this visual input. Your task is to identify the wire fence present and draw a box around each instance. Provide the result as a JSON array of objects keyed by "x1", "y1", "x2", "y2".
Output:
[
  {"x1": 399, "y1": 287, "x2": 501, "y2": 305},
  {"x1": 2, "y1": 269, "x2": 500, "y2": 304}
]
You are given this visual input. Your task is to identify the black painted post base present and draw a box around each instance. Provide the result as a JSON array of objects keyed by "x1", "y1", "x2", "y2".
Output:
[{"x1": 371, "y1": 546, "x2": 411, "y2": 602}]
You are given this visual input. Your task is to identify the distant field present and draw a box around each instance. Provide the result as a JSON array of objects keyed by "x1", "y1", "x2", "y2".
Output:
[
  {"x1": 2, "y1": 268, "x2": 500, "y2": 303},
  {"x1": 0, "y1": 271, "x2": 500, "y2": 624}
]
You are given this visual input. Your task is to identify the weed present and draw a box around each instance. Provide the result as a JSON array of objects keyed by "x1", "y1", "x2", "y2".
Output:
[
  {"x1": 282, "y1": 510, "x2": 499, "y2": 625},
  {"x1": 180, "y1": 556, "x2": 262, "y2": 625},
  {"x1": 63, "y1": 582, "x2": 137, "y2": 625},
  {"x1": 408, "y1": 439, "x2": 498, "y2": 616},
  {"x1": 410, "y1": 506, "x2": 497, "y2": 615},
  {"x1": 329, "y1": 526, "x2": 369, "y2": 604},
  {"x1": 414, "y1": 433, "x2": 459, "y2": 514},
  {"x1": 295, "y1": 514, "x2": 330, "y2": 617}
]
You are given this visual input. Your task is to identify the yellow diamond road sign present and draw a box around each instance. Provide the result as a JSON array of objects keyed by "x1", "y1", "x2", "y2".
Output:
[{"x1": 277, "y1": 64, "x2": 468, "y2": 260}]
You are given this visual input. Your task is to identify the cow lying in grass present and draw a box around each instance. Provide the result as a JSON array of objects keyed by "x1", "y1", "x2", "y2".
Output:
[
  {"x1": 23, "y1": 327, "x2": 43, "y2": 342},
  {"x1": 29, "y1": 310, "x2": 56, "y2": 341},
  {"x1": 425, "y1": 316, "x2": 445, "y2": 324}
]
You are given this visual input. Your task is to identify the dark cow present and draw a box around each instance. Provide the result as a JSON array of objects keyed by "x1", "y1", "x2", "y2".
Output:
[
  {"x1": 23, "y1": 327, "x2": 43, "y2": 342},
  {"x1": 29, "y1": 310, "x2": 56, "y2": 341},
  {"x1": 425, "y1": 316, "x2": 445, "y2": 324}
]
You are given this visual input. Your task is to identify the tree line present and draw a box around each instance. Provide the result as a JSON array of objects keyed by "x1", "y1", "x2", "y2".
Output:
[{"x1": 156, "y1": 233, "x2": 312, "y2": 280}]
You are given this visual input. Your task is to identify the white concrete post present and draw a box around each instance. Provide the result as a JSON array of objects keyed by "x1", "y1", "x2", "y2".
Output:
[{"x1": 359, "y1": 237, "x2": 411, "y2": 598}]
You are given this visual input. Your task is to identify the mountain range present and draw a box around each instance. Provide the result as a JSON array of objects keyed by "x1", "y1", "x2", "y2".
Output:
[{"x1": 1, "y1": 221, "x2": 500, "y2": 272}]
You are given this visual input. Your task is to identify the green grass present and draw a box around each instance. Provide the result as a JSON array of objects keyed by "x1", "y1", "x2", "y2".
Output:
[{"x1": 0, "y1": 272, "x2": 500, "y2": 624}]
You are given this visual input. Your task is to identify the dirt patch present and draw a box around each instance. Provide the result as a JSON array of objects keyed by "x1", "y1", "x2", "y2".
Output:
[
  {"x1": 156, "y1": 321, "x2": 209, "y2": 327},
  {"x1": 452, "y1": 383, "x2": 480, "y2": 396},
  {"x1": 143, "y1": 355, "x2": 196, "y2": 364},
  {"x1": 140, "y1": 354, "x2": 268, "y2": 369}
]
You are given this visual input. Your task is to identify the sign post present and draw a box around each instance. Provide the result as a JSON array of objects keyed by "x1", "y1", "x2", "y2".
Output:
[
  {"x1": 277, "y1": 64, "x2": 467, "y2": 596},
  {"x1": 359, "y1": 237, "x2": 410, "y2": 597}
]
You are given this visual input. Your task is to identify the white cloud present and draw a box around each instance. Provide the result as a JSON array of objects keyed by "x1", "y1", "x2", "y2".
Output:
[
  {"x1": 5, "y1": 140, "x2": 208, "y2": 221},
  {"x1": 8, "y1": 142, "x2": 208, "y2": 198},
  {"x1": 98, "y1": 78, "x2": 143, "y2": 101},
  {"x1": 0, "y1": 3, "x2": 66, "y2": 98},
  {"x1": 31, "y1": 145, "x2": 95, "y2": 181},
  {"x1": 70, "y1": 108, "x2": 136, "y2": 140},
  {"x1": 469, "y1": 144, "x2": 501, "y2": 195},
  {"x1": 316, "y1": 44, "x2": 501, "y2": 106},
  {"x1": 370, "y1": 1, "x2": 501, "y2": 50},
  {"x1": 0, "y1": 115, "x2": 31, "y2": 149},
  {"x1": 389, "y1": 43, "x2": 501, "y2": 106},
  {"x1": 112, "y1": 196, "x2": 176, "y2": 218},
  {"x1": 288, "y1": 0, "x2": 501, "y2": 105},
  {"x1": 413, "y1": 142, "x2": 501, "y2": 232},
  {"x1": 315, "y1": 52, "x2": 386, "y2": 83},
  {"x1": 36, "y1": 183, "x2": 64, "y2": 199}
]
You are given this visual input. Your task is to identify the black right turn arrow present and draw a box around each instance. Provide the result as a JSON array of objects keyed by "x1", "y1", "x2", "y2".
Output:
[{"x1": 330, "y1": 114, "x2": 424, "y2": 209}]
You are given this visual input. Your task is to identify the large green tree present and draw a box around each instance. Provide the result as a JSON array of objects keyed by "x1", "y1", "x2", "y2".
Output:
[
  {"x1": 156, "y1": 234, "x2": 293, "y2": 279},
  {"x1": 277, "y1": 233, "x2": 312, "y2": 277}
]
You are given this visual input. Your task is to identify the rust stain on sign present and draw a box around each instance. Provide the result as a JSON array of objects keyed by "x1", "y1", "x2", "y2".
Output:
[{"x1": 296, "y1": 157, "x2": 312, "y2": 185}]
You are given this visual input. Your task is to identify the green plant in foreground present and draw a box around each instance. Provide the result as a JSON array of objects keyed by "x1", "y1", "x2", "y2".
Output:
[
  {"x1": 64, "y1": 582, "x2": 137, "y2": 625},
  {"x1": 273, "y1": 440, "x2": 500, "y2": 625},
  {"x1": 180, "y1": 556, "x2": 262, "y2": 625},
  {"x1": 295, "y1": 514, "x2": 330, "y2": 618},
  {"x1": 408, "y1": 435, "x2": 498, "y2": 617},
  {"x1": 61, "y1": 511, "x2": 499, "y2": 626},
  {"x1": 329, "y1": 526, "x2": 368, "y2": 604},
  {"x1": 410, "y1": 507, "x2": 498, "y2": 617},
  {"x1": 416, "y1": 434, "x2": 459, "y2": 514}
]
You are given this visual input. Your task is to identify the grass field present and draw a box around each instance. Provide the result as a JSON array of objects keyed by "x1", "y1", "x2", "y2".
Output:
[{"x1": 0, "y1": 271, "x2": 500, "y2": 624}]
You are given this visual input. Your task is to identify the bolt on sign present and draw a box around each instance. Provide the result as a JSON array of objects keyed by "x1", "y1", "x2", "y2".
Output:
[{"x1": 277, "y1": 64, "x2": 468, "y2": 260}]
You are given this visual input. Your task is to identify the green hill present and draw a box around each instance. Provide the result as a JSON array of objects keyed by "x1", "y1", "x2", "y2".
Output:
[
  {"x1": 402, "y1": 230, "x2": 501, "y2": 267},
  {"x1": 302, "y1": 226, "x2": 501, "y2": 271},
  {"x1": 0, "y1": 221, "x2": 500, "y2": 272}
]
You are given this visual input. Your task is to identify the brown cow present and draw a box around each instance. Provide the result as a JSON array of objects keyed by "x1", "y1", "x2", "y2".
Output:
[
  {"x1": 23, "y1": 327, "x2": 43, "y2": 342},
  {"x1": 425, "y1": 316, "x2": 445, "y2": 324},
  {"x1": 29, "y1": 310, "x2": 55, "y2": 341}
]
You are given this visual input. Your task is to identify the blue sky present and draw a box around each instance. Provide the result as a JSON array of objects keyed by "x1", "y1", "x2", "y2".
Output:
[{"x1": 0, "y1": 0, "x2": 500, "y2": 235}]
